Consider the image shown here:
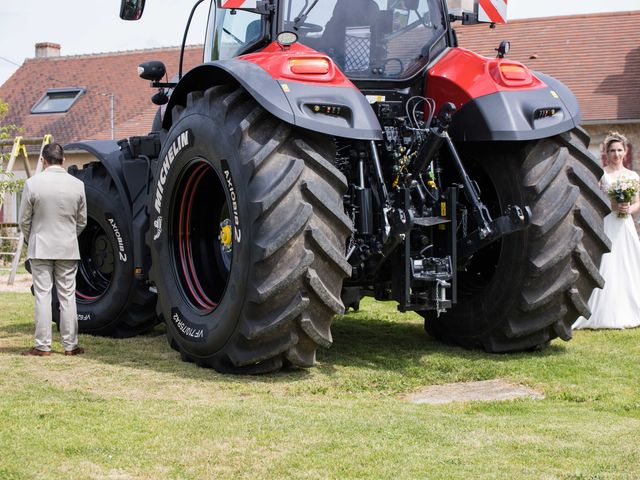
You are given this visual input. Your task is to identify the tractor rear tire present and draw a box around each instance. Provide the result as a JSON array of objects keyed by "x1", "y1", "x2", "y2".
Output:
[
  {"x1": 424, "y1": 128, "x2": 610, "y2": 352},
  {"x1": 53, "y1": 162, "x2": 158, "y2": 337},
  {"x1": 148, "y1": 84, "x2": 352, "y2": 374}
]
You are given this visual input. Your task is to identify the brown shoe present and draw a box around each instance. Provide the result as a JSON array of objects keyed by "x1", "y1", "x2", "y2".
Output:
[
  {"x1": 21, "y1": 347, "x2": 51, "y2": 357},
  {"x1": 64, "y1": 347, "x2": 85, "y2": 356}
]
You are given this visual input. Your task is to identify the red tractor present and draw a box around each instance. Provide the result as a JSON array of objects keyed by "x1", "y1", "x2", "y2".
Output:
[{"x1": 63, "y1": 0, "x2": 609, "y2": 373}]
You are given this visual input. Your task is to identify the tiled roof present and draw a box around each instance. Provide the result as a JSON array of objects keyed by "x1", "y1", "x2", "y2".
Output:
[
  {"x1": 0, "y1": 46, "x2": 203, "y2": 148},
  {"x1": 456, "y1": 11, "x2": 640, "y2": 122}
]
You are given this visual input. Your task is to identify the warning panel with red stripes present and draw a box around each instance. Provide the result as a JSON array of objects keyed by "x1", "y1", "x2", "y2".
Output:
[
  {"x1": 478, "y1": 0, "x2": 507, "y2": 24},
  {"x1": 220, "y1": 0, "x2": 258, "y2": 8}
]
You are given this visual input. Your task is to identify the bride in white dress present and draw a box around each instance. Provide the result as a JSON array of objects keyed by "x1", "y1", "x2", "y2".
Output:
[{"x1": 574, "y1": 132, "x2": 640, "y2": 329}]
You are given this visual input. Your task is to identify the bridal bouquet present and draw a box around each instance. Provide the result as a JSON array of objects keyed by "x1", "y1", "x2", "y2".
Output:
[{"x1": 608, "y1": 176, "x2": 640, "y2": 218}]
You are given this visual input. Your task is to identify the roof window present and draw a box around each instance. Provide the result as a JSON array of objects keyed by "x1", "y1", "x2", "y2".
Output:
[{"x1": 31, "y1": 88, "x2": 85, "y2": 114}]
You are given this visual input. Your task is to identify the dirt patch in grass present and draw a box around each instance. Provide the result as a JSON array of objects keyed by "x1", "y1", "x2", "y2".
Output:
[
  {"x1": 404, "y1": 379, "x2": 544, "y2": 404},
  {"x1": 0, "y1": 273, "x2": 31, "y2": 293}
]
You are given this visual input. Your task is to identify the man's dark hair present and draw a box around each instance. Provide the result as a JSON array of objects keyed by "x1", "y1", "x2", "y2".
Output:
[{"x1": 42, "y1": 143, "x2": 64, "y2": 165}]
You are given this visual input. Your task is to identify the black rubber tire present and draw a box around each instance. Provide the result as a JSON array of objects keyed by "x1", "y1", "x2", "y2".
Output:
[
  {"x1": 424, "y1": 128, "x2": 610, "y2": 352},
  {"x1": 53, "y1": 162, "x2": 158, "y2": 337},
  {"x1": 148, "y1": 84, "x2": 352, "y2": 374}
]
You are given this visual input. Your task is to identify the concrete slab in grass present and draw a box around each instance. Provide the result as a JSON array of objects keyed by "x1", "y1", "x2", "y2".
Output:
[{"x1": 405, "y1": 379, "x2": 544, "y2": 404}]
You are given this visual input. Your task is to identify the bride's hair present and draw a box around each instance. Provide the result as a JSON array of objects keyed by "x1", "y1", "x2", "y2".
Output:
[{"x1": 604, "y1": 131, "x2": 628, "y2": 152}]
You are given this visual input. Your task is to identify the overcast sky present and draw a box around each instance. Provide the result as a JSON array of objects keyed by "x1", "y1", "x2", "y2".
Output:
[{"x1": 0, "y1": 0, "x2": 639, "y2": 86}]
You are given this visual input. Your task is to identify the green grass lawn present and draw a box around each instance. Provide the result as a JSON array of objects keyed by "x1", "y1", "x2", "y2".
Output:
[{"x1": 1, "y1": 292, "x2": 639, "y2": 479}]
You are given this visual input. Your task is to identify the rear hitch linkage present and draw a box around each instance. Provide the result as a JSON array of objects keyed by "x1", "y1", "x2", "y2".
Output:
[{"x1": 411, "y1": 102, "x2": 531, "y2": 255}]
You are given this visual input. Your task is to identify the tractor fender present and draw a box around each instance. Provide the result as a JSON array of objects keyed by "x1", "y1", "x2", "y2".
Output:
[
  {"x1": 162, "y1": 60, "x2": 383, "y2": 140},
  {"x1": 64, "y1": 140, "x2": 151, "y2": 276},
  {"x1": 448, "y1": 73, "x2": 581, "y2": 142},
  {"x1": 65, "y1": 141, "x2": 132, "y2": 207}
]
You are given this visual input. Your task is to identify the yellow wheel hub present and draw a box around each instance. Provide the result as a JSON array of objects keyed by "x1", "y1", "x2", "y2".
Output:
[{"x1": 219, "y1": 224, "x2": 233, "y2": 248}]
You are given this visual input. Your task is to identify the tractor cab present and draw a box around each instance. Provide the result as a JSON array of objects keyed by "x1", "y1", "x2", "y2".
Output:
[{"x1": 205, "y1": 0, "x2": 450, "y2": 82}]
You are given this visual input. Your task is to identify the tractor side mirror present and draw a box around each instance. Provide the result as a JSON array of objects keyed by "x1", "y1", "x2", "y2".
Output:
[{"x1": 120, "y1": 0, "x2": 146, "y2": 20}]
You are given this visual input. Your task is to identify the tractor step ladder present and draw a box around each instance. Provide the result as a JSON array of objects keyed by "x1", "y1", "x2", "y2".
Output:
[{"x1": 0, "y1": 135, "x2": 53, "y2": 285}]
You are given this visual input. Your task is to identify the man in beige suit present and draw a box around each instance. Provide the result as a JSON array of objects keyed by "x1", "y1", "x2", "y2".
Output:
[{"x1": 19, "y1": 143, "x2": 87, "y2": 356}]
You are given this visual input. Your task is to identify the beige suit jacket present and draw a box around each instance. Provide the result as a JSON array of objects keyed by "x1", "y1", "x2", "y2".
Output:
[{"x1": 19, "y1": 165, "x2": 87, "y2": 260}]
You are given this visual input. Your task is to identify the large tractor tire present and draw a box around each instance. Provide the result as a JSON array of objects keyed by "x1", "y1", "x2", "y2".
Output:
[
  {"x1": 148, "y1": 84, "x2": 352, "y2": 374},
  {"x1": 424, "y1": 128, "x2": 610, "y2": 352},
  {"x1": 53, "y1": 162, "x2": 158, "y2": 337}
]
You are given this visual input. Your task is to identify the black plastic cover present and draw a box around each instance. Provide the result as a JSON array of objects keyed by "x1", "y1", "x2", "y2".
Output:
[
  {"x1": 449, "y1": 74, "x2": 581, "y2": 142},
  {"x1": 163, "y1": 59, "x2": 383, "y2": 140}
]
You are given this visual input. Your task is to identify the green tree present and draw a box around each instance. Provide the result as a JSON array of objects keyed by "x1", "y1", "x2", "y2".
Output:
[{"x1": 0, "y1": 99, "x2": 23, "y2": 207}]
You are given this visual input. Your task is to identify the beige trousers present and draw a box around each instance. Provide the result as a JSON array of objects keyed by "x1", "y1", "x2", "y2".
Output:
[{"x1": 30, "y1": 259, "x2": 79, "y2": 352}]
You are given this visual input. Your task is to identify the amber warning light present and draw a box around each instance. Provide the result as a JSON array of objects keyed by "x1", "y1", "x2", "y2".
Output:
[
  {"x1": 289, "y1": 58, "x2": 330, "y2": 75},
  {"x1": 499, "y1": 64, "x2": 528, "y2": 81}
]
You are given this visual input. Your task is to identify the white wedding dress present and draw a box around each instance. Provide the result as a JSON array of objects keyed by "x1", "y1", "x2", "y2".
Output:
[{"x1": 574, "y1": 171, "x2": 640, "y2": 329}]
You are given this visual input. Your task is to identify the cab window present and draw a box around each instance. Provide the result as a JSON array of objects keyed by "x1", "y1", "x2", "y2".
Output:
[
  {"x1": 208, "y1": 8, "x2": 264, "y2": 61},
  {"x1": 282, "y1": 0, "x2": 446, "y2": 80}
]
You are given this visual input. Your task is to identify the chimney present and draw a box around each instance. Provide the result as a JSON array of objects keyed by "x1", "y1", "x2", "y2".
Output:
[{"x1": 35, "y1": 42, "x2": 61, "y2": 58}]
